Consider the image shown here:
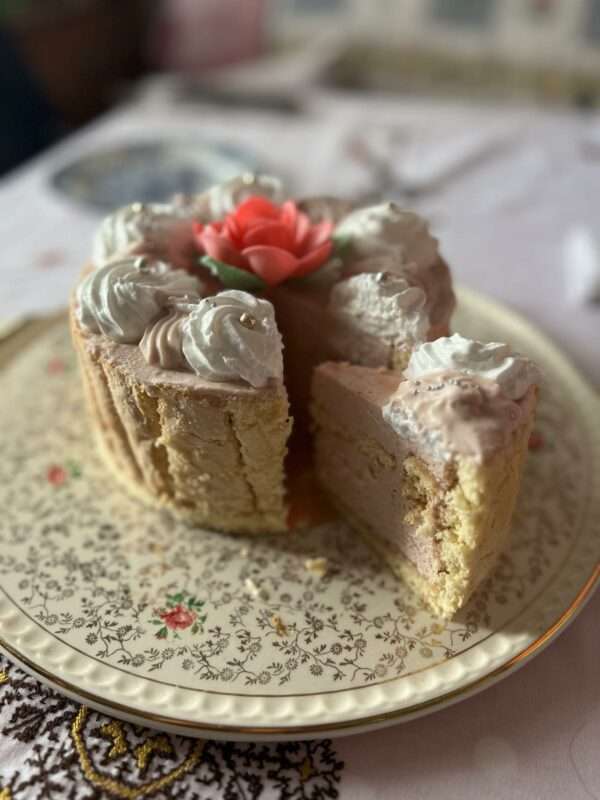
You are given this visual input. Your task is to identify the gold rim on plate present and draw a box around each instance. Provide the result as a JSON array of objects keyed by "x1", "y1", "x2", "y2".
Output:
[{"x1": 0, "y1": 563, "x2": 598, "y2": 737}]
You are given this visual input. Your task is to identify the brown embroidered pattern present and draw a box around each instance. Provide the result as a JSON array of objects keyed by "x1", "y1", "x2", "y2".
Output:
[
  {"x1": 0, "y1": 654, "x2": 344, "y2": 799},
  {"x1": 71, "y1": 707, "x2": 205, "y2": 798}
]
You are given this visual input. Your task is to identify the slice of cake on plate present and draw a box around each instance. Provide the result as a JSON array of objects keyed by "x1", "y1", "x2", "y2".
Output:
[
  {"x1": 311, "y1": 335, "x2": 540, "y2": 617},
  {"x1": 71, "y1": 257, "x2": 291, "y2": 534}
]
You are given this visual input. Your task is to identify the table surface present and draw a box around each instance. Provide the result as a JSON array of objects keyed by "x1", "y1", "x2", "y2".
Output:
[{"x1": 0, "y1": 86, "x2": 599, "y2": 800}]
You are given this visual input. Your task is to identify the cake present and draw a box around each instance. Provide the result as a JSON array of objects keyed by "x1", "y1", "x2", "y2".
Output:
[
  {"x1": 71, "y1": 173, "x2": 540, "y2": 616},
  {"x1": 311, "y1": 335, "x2": 540, "y2": 617},
  {"x1": 71, "y1": 173, "x2": 454, "y2": 534}
]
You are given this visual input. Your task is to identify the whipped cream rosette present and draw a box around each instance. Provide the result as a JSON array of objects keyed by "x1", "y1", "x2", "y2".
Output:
[
  {"x1": 76, "y1": 256, "x2": 201, "y2": 344},
  {"x1": 334, "y1": 202, "x2": 440, "y2": 269},
  {"x1": 405, "y1": 333, "x2": 541, "y2": 400},
  {"x1": 182, "y1": 291, "x2": 283, "y2": 388},
  {"x1": 329, "y1": 271, "x2": 429, "y2": 344}
]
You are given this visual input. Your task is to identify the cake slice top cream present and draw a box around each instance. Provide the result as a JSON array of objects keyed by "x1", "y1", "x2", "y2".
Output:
[
  {"x1": 382, "y1": 334, "x2": 540, "y2": 464},
  {"x1": 405, "y1": 333, "x2": 541, "y2": 400},
  {"x1": 383, "y1": 372, "x2": 533, "y2": 464},
  {"x1": 382, "y1": 334, "x2": 540, "y2": 462}
]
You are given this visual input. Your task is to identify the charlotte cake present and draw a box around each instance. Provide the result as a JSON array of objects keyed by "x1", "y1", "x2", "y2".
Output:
[{"x1": 70, "y1": 173, "x2": 455, "y2": 535}]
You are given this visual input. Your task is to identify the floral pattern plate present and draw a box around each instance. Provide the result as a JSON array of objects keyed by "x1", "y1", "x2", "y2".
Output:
[{"x1": 0, "y1": 288, "x2": 598, "y2": 741}]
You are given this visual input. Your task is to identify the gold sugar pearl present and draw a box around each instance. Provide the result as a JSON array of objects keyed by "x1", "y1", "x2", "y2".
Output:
[
  {"x1": 239, "y1": 312, "x2": 257, "y2": 330},
  {"x1": 242, "y1": 172, "x2": 256, "y2": 185},
  {"x1": 131, "y1": 202, "x2": 145, "y2": 213},
  {"x1": 375, "y1": 271, "x2": 389, "y2": 284},
  {"x1": 134, "y1": 256, "x2": 150, "y2": 270}
]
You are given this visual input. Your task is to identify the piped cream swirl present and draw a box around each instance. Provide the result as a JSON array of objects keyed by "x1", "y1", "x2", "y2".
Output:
[
  {"x1": 207, "y1": 173, "x2": 283, "y2": 219},
  {"x1": 76, "y1": 257, "x2": 201, "y2": 344},
  {"x1": 405, "y1": 334, "x2": 540, "y2": 400},
  {"x1": 329, "y1": 272, "x2": 429, "y2": 343},
  {"x1": 383, "y1": 373, "x2": 525, "y2": 463},
  {"x1": 92, "y1": 203, "x2": 191, "y2": 267},
  {"x1": 182, "y1": 290, "x2": 283, "y2": 387},
  {"x1": 139, "y1": 306, "x2": 191, "y2": 370},
  {"x1": 335, "y1": 202, "x2": 439, "y2": 268}
]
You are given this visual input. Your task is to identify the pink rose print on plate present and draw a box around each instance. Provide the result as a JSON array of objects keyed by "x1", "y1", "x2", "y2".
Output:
[
  {"x1": 160, "y1": 604, "x2": 196, "y2": 630},
  {"x1": 47, "y1": 465, "x2": 67, "y2": 486},
  {"x1": 151, "y1": 591, "x2": 206, "y2": 640},
  {"x1": 46, "y1": 460, "x2": 82, "y2": 486}
]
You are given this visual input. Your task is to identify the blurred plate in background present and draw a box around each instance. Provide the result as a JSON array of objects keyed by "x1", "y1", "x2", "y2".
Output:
[{"x1": 49, "y1": 138, "x2": 258, "y2": 211}]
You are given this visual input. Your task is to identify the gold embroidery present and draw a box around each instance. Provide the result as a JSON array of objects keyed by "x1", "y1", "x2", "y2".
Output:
[
  {"x1": 100, "y1": 720, "x2": 129, "y2": 759},
  {"x1": 0, "y1": 670, "x2": 8, "y2": 685},
  {"x1": 300, "y1": 756, "x2": 313, "y2": 782},
  {"x1": 71, "y1": 706, "x2": 204, "y2": 798},
  {"x1": 135, "y1": 735, "x2": 173, "y2": 773}
]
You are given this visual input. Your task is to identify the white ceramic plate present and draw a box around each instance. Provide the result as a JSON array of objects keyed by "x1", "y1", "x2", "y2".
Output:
[{"x1": 0, "y1": 288, "x2": 598, "y2": 741}]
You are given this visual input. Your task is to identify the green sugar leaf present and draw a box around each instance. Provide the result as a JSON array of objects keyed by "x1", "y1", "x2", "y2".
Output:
[{"x1": 200, "y1": 256, "x2": 265, "y2": 291}]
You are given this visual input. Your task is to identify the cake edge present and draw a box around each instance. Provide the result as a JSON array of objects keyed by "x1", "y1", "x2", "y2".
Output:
[{"x1": 69, "y1": 300, "x2": 293, "y2": 535}]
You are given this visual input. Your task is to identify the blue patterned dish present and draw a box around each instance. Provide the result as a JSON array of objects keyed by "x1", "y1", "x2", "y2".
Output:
[{"x1": 50, "y1": 139, "x2": 259, "y2": 211}]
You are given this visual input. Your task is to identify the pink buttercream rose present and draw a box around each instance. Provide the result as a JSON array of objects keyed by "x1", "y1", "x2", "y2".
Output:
[
  {"x1": 159, "y1": 604, "x2": 196, "y2": 630},
  {"x1": 194, "y1": 195, "x2": 333, "y2": 287}
]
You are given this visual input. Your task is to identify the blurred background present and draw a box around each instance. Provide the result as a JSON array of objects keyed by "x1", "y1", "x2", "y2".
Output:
[
  {"x1": 1, "y1": 0, "x2": 599, "y2": 378},
  {"x1": 4, "y1": 0, "x2": 600, "y2": 175}
]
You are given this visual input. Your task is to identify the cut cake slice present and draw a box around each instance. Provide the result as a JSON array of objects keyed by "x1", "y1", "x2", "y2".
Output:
[
  {"x1": 310, "y1": 337, "x2": 539, "y2": 617},
  {"x1": 70, "y1": 261, "x2": 292, "y2": 535}
]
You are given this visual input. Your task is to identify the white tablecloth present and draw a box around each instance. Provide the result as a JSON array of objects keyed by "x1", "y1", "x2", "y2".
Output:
[{"x1": 0, "y1": 87, "x2": 598, "y2": 800}]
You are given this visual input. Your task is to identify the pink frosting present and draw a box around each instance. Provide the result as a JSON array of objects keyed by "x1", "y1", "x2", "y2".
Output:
[{"x1": 384, "y1": 370, "x2": 533, "y2": 463}]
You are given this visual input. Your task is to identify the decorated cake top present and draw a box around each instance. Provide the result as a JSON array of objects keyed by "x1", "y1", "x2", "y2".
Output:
[
  {"x1": 383, "y1": 334, "x2": 541, "y2": 463},
  {"x1": 77, "y1": 173, "x2": 451, "y2": 388}
]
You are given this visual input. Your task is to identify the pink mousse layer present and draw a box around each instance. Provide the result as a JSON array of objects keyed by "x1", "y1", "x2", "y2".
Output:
[{"x1": 311, "y1": 362, "x2": 535, "y2": 580}]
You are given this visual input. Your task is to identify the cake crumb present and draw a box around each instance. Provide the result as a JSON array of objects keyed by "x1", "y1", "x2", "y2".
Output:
[
  {"x1": 271, "y1": 614, "x2": 288, "y2": 637},
  {"x1": 239, "y1": 546, "x2": 249, "y2": 558},
  {"x1": 244, "y1": 577, "x2": 269, "y2": 601},
  {"x1": 304, "y1": 557, "x2": 329, "y2": 578}
]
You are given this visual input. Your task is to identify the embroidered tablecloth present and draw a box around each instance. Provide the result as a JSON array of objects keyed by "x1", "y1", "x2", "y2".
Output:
[{"x1": 0, "y1": 85, "x2": 599, "y2": 799}]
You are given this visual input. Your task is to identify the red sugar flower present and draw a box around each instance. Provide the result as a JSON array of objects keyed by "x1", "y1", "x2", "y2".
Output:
[{"x1": 194, "y1": 196, "x2": 333, "y2": 287}]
